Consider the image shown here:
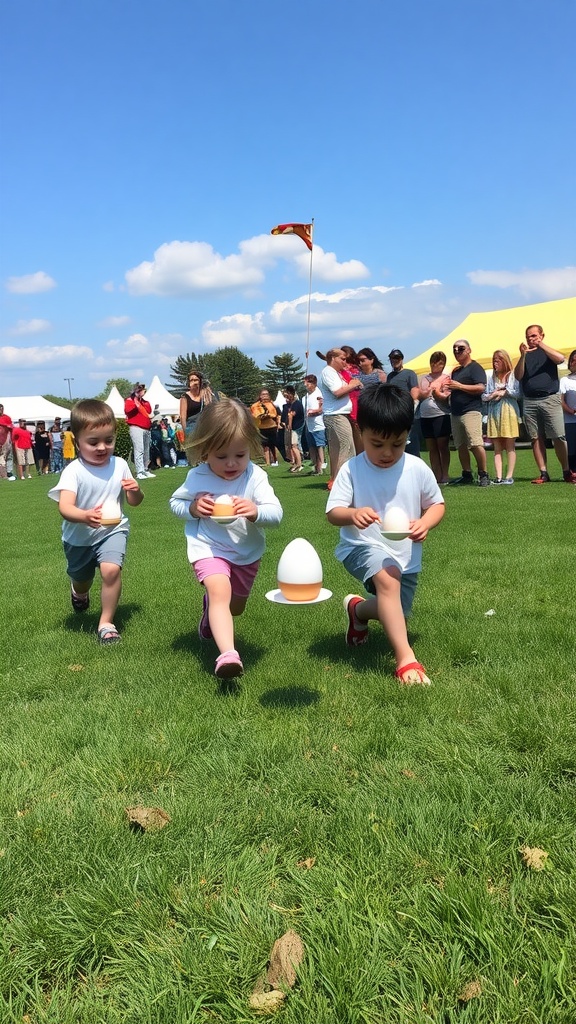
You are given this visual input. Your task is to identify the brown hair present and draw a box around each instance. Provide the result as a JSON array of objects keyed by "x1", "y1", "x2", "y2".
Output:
[
  {"x1": 429, "y1": 351, "x2": 446, "y2": 367},
  {"x1": 525, "y1": 324, "x2": 543, "y2": 336},
  {"x1": 187, "y1": 398, "x2": 263, "y2": 463},
  {"x1": 70, "y1": 399, "x2": 116, "y2": 437},
  {"x1": 304, "y1": 374, "x2": 318, "y2": 385}
]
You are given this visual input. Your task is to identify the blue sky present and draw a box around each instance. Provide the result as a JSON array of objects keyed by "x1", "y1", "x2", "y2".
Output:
[{"x1": 1, "y1": 0, "x2": 575, "y2": 399}]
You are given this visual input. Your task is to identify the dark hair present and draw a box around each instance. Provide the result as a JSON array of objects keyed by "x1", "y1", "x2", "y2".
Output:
[
  {"x1": 283, "y1": 385, "x2": 296, "y2": 397},
  {"x1": 357, "y1": 347, "x2": 383, "y2": 370},
  {"x1": 304, "y1": 374, "x2": 317, "y2": 385},
  {"x1": 341, "y1": 345, "x2": 359, "y2": 367},
  {"x1": 568, "y1": 349, "x2": 576, "y2": 366},
  {"x1": 430, "y1": 351, "x2": 446, "y2": 366},
  {"x1": 70, "y1": 399, "x2": 116, "y2": 436},
  {"x1": 357, "y1": 384, "x2": 414, "y2": 436}
]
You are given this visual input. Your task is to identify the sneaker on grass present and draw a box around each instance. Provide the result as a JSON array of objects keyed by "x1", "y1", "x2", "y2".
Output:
[{"x1": 343, "y1": 595, "x2": 369, "y2": 646}]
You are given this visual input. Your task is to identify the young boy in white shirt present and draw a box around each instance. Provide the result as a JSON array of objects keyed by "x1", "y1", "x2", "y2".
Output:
[
  {"x1": 326, "y1": 384, "x2": 445, "y2": 685},
  {"x1": 49, "y1": 400, "x2": 143, "y2": 645}
]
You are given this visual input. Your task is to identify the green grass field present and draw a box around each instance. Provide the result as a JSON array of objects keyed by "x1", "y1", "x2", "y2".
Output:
[{"x1": 1, "y1": 452, "x2": 575, "y2": 1023}]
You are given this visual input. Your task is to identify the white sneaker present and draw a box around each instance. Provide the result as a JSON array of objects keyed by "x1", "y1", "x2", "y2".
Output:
[
  {"x1": 271, "y1": 461, "x2": 278, "y2": 467},
  {"x1": 145, "y1": 471, "x2": 156, "y2": 478},
  {"x1": 321, "y1": 463, "x2": 327, "y2": 469},
  {"x1": 136, "y1": 472, "x2": 148, "y2": 480}
]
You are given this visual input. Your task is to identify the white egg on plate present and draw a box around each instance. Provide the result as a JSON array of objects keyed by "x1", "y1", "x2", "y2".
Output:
[
  {"x1": 100, "y1": 497, "x2": 122, "y2": 525},
  {"x1": 212, "y1": 493, "x2": 235, "y2": 517},
  {"x1": 277, "y1": 538, "x2": 323, "y2": 601},
  {"x1": 382, "y1": 506, "x2": 410, "y2": 534}
]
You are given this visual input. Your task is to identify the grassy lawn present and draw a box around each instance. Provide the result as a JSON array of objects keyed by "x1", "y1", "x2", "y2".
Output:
[{"x1": 1, "y1": 451, "x2": 575, "y2": 1023}]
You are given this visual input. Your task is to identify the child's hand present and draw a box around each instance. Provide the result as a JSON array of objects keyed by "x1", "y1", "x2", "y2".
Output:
[
  {"x1": 233, "y1": 497, "x2": 258, "y2": 521},
  {"x1": 121, "y1": 477, "x2": 140, "y2": 493},
  {"x1": 192, "y1": 492, "x2": 214, "y2": 517},
  {"x1": 408, "y1": 518, "x2": 429, "y2": 542},
  {"x1": 351, "y1": 506, "x2": 380, "y2": 529},
  {"x1": 85, "y1": 504, "x2": 103, "y2": 528}
]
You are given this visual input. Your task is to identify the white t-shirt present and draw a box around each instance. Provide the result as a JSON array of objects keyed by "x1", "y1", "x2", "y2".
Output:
[
  {"x1": 320, "y1": 366, "x2": 352, "y2": 416},
  {"x1": 302, "y1": 387, "x2": 325, "y2": 432},
  {"x1": 48, "y1": 456, "x2": 133, "y2": 546},
  {"x1": 169, "y1": 461, "x2": 283, "y2": 565},
  {"x1": 559, "y1": 373, "x2": 576, "y2": 423},
  {"x1": 326, "y1": 451, "x2": 443, "y2": 574}
]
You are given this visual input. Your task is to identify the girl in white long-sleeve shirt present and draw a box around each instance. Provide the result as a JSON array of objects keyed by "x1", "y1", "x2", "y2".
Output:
[{"x1": 170, "y1": 398, "x2": 282, "y2": 680}]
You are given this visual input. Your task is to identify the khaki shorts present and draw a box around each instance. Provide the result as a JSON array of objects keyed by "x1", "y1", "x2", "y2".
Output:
[
  {"x1": 451, "y1": 410, "x2": 483, "y2": 449},
  {"x1": 522, "y1": 394, "x2": 565, "y2": 441},
  {"x1": 16, "y1": 448, "x2": 35, "y2": 467}
]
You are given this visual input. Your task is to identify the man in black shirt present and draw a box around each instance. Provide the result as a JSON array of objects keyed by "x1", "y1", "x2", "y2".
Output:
[
  {"x1": 514, "y1": 324, "x2": 574, "y2": 484},
  {"x1": 446, "y1": 341, "x2": 490, "y2": 486},
  {"x1": 387, "y1": 349, "x2": 421, "y2": 457}
]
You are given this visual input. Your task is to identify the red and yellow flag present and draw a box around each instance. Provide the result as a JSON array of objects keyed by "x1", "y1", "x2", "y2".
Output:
[{"x1": 271, "y1": 223, "x2": 313, "y2": 251}]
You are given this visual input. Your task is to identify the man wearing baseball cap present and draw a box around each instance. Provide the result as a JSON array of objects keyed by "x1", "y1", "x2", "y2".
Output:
[
  {"x1": 387, "y1": 350, "x2": 421, "y2": 457},
  {"x1": 124, "y1": 384, "x2": 155, "y2": 480},
  {"x1": 12, "y1": 418, "x2": 35, "y2": 479}
]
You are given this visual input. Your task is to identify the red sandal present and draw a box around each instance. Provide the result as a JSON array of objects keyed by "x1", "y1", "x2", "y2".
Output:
[{"x1": 394, "y1": 661, "x2": 431, "y2": 686}]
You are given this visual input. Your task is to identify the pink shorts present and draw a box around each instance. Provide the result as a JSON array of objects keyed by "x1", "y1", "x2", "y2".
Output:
[{"x1": 193, "y1": 557, "x2": 260, "y2": 598}]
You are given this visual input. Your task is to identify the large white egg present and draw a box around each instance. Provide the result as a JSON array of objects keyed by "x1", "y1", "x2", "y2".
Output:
[
  {"x1": 382, "y1": 506, "x2": 410, "y2": 534},
  {"x1": 212, "y1": 493, "x2": 235, "y2": 516},
  {"x1": 277, "y1": 538, "x2": 323, "y2": 601},
  {"x1": 100, "y1": 497, "x2": 122, "y2": 525}
]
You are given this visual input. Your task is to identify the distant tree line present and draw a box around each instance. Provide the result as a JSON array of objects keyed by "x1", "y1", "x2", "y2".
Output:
[
  {"x1": 166, "y1": 348, "x2": 305, "y2": 404},
  {"x1": 41, "y1": 351, "x2": 308, "y2": 410}
]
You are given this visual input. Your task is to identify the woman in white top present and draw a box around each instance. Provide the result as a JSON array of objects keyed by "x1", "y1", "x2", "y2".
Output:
[
  {"x1": 417, "y1": 351, "x2": 451, "y2": 485},
  {"x1": 319, "y1": 348, "x2": 363, "y2": 486},
  {"x1": 559, "y1": 349, "x2": 576, "y2": 474}
]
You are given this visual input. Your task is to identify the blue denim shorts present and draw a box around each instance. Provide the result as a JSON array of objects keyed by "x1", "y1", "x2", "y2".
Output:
[
  {"x1": 64, "y1": 532, "x2": 127, "y2": 582},
  {"x1": 342, "y1": 547, "x2": 419, "y2": 618}
]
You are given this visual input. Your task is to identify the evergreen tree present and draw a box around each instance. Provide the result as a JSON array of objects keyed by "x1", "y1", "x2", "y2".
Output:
[
  {"x1": 168, "y1": 348, "x2": 262, "y2": 405},
  {"x1": 165, "y1": 352, "x2": 218, "y2": 395},
  {"x1": 43, "y1": 394, "x2": 74, "y2": 409},
  {"x1": 262, "y1": 353, "x2": 305, "y2": 393}
]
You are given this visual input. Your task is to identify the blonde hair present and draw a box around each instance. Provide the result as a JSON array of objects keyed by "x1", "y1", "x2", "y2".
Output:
[
  {"x1": 492, "y1": 349, "x2": 513, "y2": 377},
  {"x1": 70, "y1": 400, "x2": 116, "y2": 437},
  {"x1": 187, "y1": 398, "x2": 263, "y2": 463}
]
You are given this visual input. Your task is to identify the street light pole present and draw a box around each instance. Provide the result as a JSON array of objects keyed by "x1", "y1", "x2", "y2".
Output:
[{"x1": 64, "y1": 377, "x2": 74, "y2": 402}]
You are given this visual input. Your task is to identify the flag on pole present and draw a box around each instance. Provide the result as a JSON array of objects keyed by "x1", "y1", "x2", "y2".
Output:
[{"x1": 270, "y1": 222, "x2": 313, "y2": 251}]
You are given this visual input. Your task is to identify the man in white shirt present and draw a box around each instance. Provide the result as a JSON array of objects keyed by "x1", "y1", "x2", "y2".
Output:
[{"x1": 302, "y1": 374, "x2": 326, "y2": 474}]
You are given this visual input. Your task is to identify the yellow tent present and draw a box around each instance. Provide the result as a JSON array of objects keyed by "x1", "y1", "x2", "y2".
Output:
[{"x1": 405, "y1": 296, "x2": 576, "y2": 377}]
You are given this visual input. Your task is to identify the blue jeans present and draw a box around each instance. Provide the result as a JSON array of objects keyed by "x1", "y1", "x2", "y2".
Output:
[{"x1": 129, "y1": 426, "x2": 151, "y2": 475}]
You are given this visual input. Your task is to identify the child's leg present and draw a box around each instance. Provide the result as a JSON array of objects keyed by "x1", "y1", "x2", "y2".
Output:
[
  {"x1": 99, "y1": 561, "x2": 122, "y2": 629},
  {"x1": 203, "y1": 573, "x2": 236, "y2": 654},
  {"x1": 372, "y1": 566, "x2": 415, "y2": 671}
]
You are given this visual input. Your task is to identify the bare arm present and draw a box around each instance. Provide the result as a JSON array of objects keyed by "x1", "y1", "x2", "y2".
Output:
[
  {"x1": 59, "y1": 489, "x2": 103, "y2": 528},
  {"x1": 326, "y1": 505, "x2": 380, "y2": 529},
  {"x1": 409, "y1": 502, "x2": 445, "y2": 542}
]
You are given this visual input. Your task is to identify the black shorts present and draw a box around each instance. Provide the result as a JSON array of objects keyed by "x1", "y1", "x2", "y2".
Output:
[
  {"x1": 421, "y1": 415, "x2": 451, "y2": 440},
  {"x1": 259, "y1": 427, "x2": 278, "y2": 451}
]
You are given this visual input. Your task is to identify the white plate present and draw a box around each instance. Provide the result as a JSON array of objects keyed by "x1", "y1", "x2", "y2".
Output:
[
  {"x1": 210, "y1": 515, "x2": 239, "y2": 524},
  {"x1": 265, "y1": 588, "x2": 332, "y2": 605},
  {"x1": 380, "y1": 531, "x2": 411, "y2": 540}
]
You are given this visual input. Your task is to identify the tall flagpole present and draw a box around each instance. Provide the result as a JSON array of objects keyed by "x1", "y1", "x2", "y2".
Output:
[{"x1": 305, "y1": 217, "x2": 314, "y2": 375}]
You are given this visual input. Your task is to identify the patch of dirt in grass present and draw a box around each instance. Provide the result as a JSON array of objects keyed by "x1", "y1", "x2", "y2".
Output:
[
  {"x1": 249, "y1": 929, "x2": 305, "y2": 1014},
  {"x1": 519, "y1": 845, "x2": 549, "y2": 870},
  {"x1": 125, "y1": 805, "x2": 171, "y2": 832},
  {"x1": 458, "y1": 979, "x2": 482, "y2": 1002}
]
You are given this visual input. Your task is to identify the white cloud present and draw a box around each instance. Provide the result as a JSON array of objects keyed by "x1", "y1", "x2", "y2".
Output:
[
  {"x1": 412, "y1": 279, "x2": 442, "y2": 288},
  {"x1": 0, "y1": 344, "x2": 92, "y2": 368},
  {"x1": 201, "y1": 282, "x2": 465, "y2": 354},
  {"x1": 106, "y1": 332, "x2": 150, "y2": 354},
  {"x1": 124, "y1": 234, "x2": 369, "y2": 297},
  {"x1": 98, "y1": 315, "x2": 131, "y2": 328},
  {"x1": 10, "y1": 318, "x2": 51, "y2": 336},
  {"x1": 468, "y1": 266, "x2": 576, "y2": 299},
  {"x1": 5, "y1": 271, "x2": 57, "y2": 294}
]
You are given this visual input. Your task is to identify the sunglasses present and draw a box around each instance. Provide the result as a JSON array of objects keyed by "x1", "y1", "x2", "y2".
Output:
[{"x1": 453, "y1": 346, "x2": 467, "y2": 354}]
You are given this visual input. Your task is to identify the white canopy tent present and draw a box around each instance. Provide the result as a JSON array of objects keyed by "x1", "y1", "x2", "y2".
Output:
[
  {"x1": 103, "y1": 385, "x2": 126, "y2": 418},
  {"x1": 144, "y1": 375, "x2": 180, "y2": 416},
  {"x1": 0, "y1": 395, "x2": 72, "y2": 426}
]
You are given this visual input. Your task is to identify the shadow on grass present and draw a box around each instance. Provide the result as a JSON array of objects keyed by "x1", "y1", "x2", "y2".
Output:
[
  {"x1": 63, "y1": 601, "x2": 142, "y2": 635},
  {"x1": 259, "y1": 685, "x2": 320, "y2": 708},
  {"x1": 172, "y1": 632, "x2": 268, "y2": 695}
]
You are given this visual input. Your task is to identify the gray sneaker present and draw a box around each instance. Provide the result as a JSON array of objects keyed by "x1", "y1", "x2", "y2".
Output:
[{"x1": 478, "y1": 474, "x2": 491, "y2": 487}]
